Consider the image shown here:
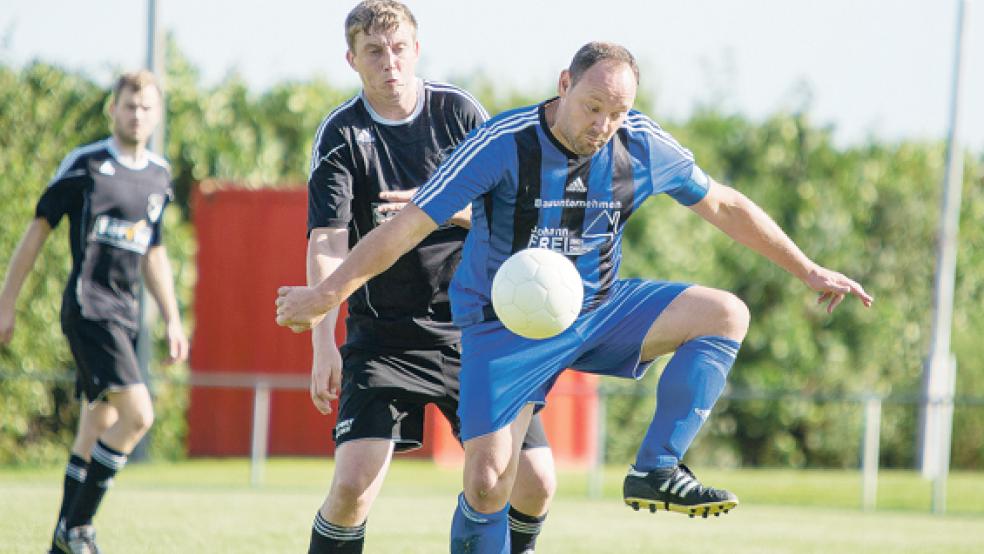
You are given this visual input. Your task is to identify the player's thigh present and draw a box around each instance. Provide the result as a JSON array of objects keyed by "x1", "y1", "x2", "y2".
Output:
[
  {"x1": 62, "y1": 317, "x2": 144, "y2": 403},
  {"x1": 640, "y1": 285, "x2": 750, "y2": 359},
  {"x1": 105, "y1": 384, "x2": 154, "y2": 426},
  {"x1": 459, "y1": 321, "x2": 579, "y2": 442},
  {"x1": 436, "y1": 343, "x2": 551, "y2": 452},
  {"x1": 335, "y1": 346, "x2": 450, "y2": 451},
  {"x1": 330, "y1": 438, "x2": 395, "y2": 496},
  {"x1": 571, "y1": 279, "x2": 689, "y2": 379},
  {"x1": 514, "y1": 445, "x2": 556, "y2": 503},
  {"x1": 462, "y1": 403, "x2": 535, "y2": 491}
]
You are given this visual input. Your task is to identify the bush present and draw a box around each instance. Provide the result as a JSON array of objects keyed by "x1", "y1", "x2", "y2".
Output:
[{"x1": 2, "y1": 43, "x2": 982, "y2": 468}]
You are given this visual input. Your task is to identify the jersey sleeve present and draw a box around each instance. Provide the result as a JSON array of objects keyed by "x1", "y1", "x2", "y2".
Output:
[
  {"x1": 149, "y1": 188, "x2": 173, "y2": 247},
  {"x1": 431, "y1": 80, "x2": 489, "y2": 134},
  {"x1": 34, "y1": 153, "x2": 87, "y2": 228},
  {"x1": 411, "y1": 124, "x2": 508, "y2": 226},
  {"x1": 452, "y1": 89, "x2": 490, "y2": 131},
  {"x1": 633, "y1": 114, "x2": 709, "y2": 206},
  {"x1": 307, "y1": 129, "x2": 353, "y2": 237}
]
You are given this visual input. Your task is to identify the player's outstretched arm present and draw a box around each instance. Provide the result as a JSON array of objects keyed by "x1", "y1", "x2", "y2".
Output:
[
  {"x1": 276, "y1": 203, "x2": 439, "y2": 332},
  {"x1": 0, "y1": 219, "x2": 52, "y2": 345},
  {"x1": 689, "y1": 179, "x2": 873, "y2": 313},
  {"x1": 306, "y1": 228, "x2": 349, "y2": 415},
  {"x1": 142, "y1": 245, "x2": 189, "y2": 364}
]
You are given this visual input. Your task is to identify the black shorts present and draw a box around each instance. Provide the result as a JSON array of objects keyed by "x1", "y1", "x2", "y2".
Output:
[
  {"x1": 61, "y1": 314, "x2": 143, "y2": 402},
  {"x1": 334, "y1": 343, "x2": 549, "y2": 452}
]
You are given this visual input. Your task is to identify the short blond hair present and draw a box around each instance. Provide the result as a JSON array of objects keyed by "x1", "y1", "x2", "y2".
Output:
[
  {"x1": 111, "y1": 70, "x2": 162, "y2": 105},
  {"x1": 344, "y1": 0, "x2": 417, "y2": 50}
]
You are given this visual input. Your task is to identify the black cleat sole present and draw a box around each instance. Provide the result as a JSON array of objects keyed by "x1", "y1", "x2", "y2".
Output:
[{"x1": 623, "y1": 496, "x2": 738, "y2": 518}]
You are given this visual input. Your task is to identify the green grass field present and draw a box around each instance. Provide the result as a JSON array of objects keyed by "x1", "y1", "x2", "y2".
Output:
[{"x1": 1, "y1": 459, "x2": 982, "y2": 553}]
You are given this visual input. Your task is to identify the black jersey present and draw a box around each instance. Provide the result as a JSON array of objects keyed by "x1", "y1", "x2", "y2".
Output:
[
  {"x1": 35, "y1": 138, "x2": 173, "y2": 332},
  {"x1": 308, "y1": 79, "x2": 488, "y2": 349}
]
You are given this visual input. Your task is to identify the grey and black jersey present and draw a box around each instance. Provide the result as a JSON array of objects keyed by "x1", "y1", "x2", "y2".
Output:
[
  {"x1": 307, "y1": 79, "x2": 488, "y2": 349},
  {"x1": 35, "y1": 138, "x2": 173, "y2": 332}
]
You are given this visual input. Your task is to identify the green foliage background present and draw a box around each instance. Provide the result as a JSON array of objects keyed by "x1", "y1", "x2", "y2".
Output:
[{"x1": 1, "y1": 40, "x2": 981, "y2": 468}]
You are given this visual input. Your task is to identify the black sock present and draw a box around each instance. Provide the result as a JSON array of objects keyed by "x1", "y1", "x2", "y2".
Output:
[
  {"x1": 508, "y1": 507, "x2": 547, "y2": 554},
  {"x1": 65, "y1": 440, "x2": 127, "y2": 529},
  {"x1": 309, "y1": 511, "x2": 366, "y2": 554},
  {"x1": 51, "y1": 454, "x2": 88, "y2": 546}
]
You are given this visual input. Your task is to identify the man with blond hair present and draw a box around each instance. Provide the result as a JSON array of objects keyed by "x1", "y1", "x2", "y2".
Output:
[
  {"x1": 302, "y1": 2, "x2": 555, "y2": 552},
  {"x1": 0, "y1": 70, "x2": 187, "y2": 554}
]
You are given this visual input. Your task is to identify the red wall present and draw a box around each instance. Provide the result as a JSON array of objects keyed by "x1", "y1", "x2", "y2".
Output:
[{"x1": 188, "y1": 185, "x2": 598, "y2": 467}]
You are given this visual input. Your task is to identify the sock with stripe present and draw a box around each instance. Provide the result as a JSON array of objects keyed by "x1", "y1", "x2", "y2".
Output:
[
  {"x1": 634, "y1": 336, "x2": 741, "y2": 472},
  {"x1": 65, "y1": 440, "x2": 127, "y2": 529},
  {"x1": 450, "y1": 492, "x2": 510, "y2": 554},
  {"x1": 50, "y1": 453, "x2": 88, "y2": 549},
  {"x1": 508, "y1": 507, "x2": 546, "y2": 554},
  {"x1": 308, "y1": 511, "x2": 366, "y2": 553}
]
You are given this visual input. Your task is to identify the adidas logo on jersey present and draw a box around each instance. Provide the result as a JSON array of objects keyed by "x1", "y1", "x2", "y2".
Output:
[
  {"x1": 98, "y1": 160, "x2": 115, "y2": 175},
  {"x1": 566, "y1": 177, "x2": 587, "y2": 193},
  {"x1": 356, "y1": 129, "x2": 375, "y2": 144}
]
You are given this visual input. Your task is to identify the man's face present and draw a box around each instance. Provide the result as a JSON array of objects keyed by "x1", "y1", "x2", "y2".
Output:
[
  {"x1": 346, "y1": 21, "x2": 419, "y2": 101},
  {"x1": 110, "y1": 86, "x2": 161, "y2": 147},
  {"x1": 554, "y1": 61, "x2": 637, "y2": 156}
]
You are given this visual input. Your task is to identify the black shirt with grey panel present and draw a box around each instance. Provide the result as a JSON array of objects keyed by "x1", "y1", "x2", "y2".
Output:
[
  {"x1": 307, "y1": 80, "x2": 487, "y2": 350},
  {"x1": 35, "y1": 139, "x2": 172, "y2": 332}
]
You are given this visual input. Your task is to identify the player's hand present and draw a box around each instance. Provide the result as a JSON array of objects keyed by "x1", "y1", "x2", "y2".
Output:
[
  {"x1": 276, "y1": 286, "x2": 331, "y2": 332},
  {"x1": 803, "y1": 265, "x2": 873, "y2": 313},
  {"x1": 310, "y1": 345, "x2": 342, "y2": 415},
  {"x1": 0, "y1": 305, "x2": 15, "y2": 345},
  {"x1": 376, "y1": 188, "x2": 418, "y2": 215},
  {"x1": 164, "y1": 320, "x2": 189, "y2": 364}
]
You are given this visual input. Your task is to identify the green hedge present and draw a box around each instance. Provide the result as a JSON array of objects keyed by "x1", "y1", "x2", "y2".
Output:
[{"x1": 1, "y1": 40, "x2": 981, "y2": 468}]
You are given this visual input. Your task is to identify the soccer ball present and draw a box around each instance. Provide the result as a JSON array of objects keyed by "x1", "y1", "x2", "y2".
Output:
[{"x1": 491, "y1": 248, "x2": 584, "y2": 339}]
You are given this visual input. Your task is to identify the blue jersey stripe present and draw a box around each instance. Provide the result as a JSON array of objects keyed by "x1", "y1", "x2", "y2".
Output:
[
  {"x1": 625, "y1": 113, "x2": 692, "y2": 160},
  {"x1": 416, "y1": 109, "x2": 537, "y2": 206},
  {"x1": 414, "y1": 109, "x2": 538, "y2": 209}
]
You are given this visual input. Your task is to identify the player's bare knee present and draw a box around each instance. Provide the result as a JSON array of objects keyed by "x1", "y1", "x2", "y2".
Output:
[
  {"x1": 719, "y1": 292, "x2": 750, "y2": 340},
  {"x1": 330, "y1": 474, "x2": 374, "y2": 504},
  {"x1": 692, "y1": 289, "x2": 748, "y2": 340},
  {"x1": 463, "y1": 468, "x2": 508, "y2": 511},
  {"x1": 520, "y1": 452, "x2": 557, "y2": 500},
  {"x1": 464, "y1": 471, "x2": 499, "y2": 499},
  {"x1": 528, "y1": 470, "x2": 556, "y2": 502},
  {"x1": 126, "y1": 407, "x2": 155, "y2": 437}
]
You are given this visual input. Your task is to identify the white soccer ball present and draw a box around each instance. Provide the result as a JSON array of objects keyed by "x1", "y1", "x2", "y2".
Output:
[{"x1": 491, "y1": 248, "x2": 584, "y2": 339}]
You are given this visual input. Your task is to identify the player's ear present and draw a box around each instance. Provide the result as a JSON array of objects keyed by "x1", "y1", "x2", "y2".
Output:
[
  {"x1": 345, "y1": 49, "x2": 357, "y2": 70},
  {"x1": 558, "y1": 70, "x2": 572, "y2": 98}
]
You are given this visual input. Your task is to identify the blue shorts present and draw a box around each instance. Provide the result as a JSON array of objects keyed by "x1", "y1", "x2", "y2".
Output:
[{"x1": 458, "y1": 279, "x2": 690, "y2": 441}]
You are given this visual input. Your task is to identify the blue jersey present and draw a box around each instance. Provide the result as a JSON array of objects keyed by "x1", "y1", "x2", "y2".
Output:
[{"x1": 412, "y1": 99, "x2": 709, "y2": 327}]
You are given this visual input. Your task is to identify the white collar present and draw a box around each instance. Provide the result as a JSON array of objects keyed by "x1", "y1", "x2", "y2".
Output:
[
  {"x1": 361, "y1": 78, "x2": 425, "y2": 126},
  {"x1": 107, "y1": 137, "x2": 150, "y2": 170}
]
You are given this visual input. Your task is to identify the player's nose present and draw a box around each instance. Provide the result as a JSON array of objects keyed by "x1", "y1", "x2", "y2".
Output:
[{"x1": 384, "y1": 48, "x2": 399, "y2": 69}]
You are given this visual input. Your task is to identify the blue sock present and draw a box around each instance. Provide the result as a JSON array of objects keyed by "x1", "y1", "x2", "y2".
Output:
[
  {"x1": 634, "y1": 335, "x2": 740, "y2": 472},
  {"x1": 450, "y1": 492, "x2": 510, "y2": 554}
]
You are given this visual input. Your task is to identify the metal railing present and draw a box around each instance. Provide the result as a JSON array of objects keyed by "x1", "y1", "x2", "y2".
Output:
[{"x1": 3, "y1": 370, "x2": 983, "y2": 510}]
